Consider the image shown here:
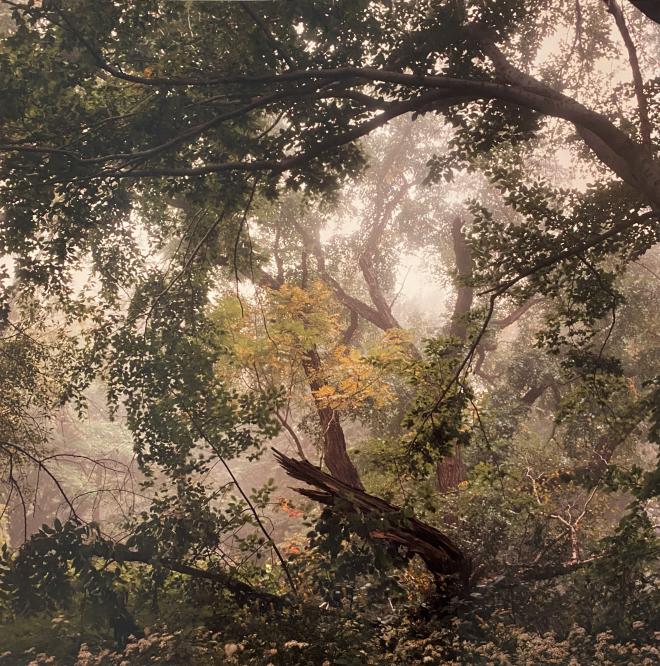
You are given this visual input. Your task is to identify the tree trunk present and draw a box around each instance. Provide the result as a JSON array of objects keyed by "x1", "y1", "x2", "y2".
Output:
[
  {"x1": 448, "y1": 217, "x2": 474, "y2": 342},
  {"x1": 436, "y1": 444, "x2": 467, "y2": 492},
  {"x1": 437, "y1": 217, "x2": 472, "y2": 491},
  {"x1": 274, "y1": 449, "x2": 471, "y2": 598},
  {"x1": 303, "y1": 347, "x2": 364, "y2": 490}
]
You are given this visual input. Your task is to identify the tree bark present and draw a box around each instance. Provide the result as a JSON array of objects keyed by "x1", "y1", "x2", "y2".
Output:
[
  {"x1": 448, "y1": 217, "x2": 474, "y2": 342},
  {"x1": 438, "y1": 218, "x2": 472, "y2": 491},
  {"x1": 302, "y1": 347, "x2": 364, "y2": 490},
  {"x1": 274, "y1": 449, "x2": 471, "y2": 597},
  {"x1": 252, "y1": 249, "x2": 365, "y2": 489},
  {"x1": 436, "y1": 445, "x2": 466, "y2": 492},
  {"x1": 626, "y1": 0, "x2": 660, "y2": 24},
  {"x1": 606, "y1": 0, "x2": 652, "y2": 147}
]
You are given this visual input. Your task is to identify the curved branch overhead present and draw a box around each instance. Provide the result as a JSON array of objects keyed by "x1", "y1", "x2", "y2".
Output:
[
  {"x1": 1, "y1": 4, "x2": 658, "y2": 212},
  {"x1": 0, "y1": 3, "x2": 658, "y2": 654}
]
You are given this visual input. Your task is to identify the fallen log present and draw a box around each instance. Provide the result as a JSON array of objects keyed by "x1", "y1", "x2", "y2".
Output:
[{"x1": 273, "y1": 449, "x2": 471, "y2": 598}]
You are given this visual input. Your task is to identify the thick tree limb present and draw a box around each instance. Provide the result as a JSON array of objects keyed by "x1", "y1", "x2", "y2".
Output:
[
  {"x1": 6, "y1": 1, "x2": 659, "y2": 209},
  {"x1": 357, "y1": 253, "x2": 401, "y2": 330},
  {"x1": 273, "y1": 449, "x2": 471, "y2": 593},
  {"x1": 297, "y1": 223, "x2": 395, "y2": 330},
  {"x1": 341, "y1": 309, "x2": 359, "y2": 345},
  {"x1": 3, "y1": 47, "x2": 656, "y2": 206},
  {"x1": 520, "y1": 380, "x2": 552, "y2": 406}
]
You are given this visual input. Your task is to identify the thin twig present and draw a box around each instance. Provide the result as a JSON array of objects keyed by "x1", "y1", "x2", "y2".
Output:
[{"x1": 184, "y1": 412, "x2": 298, "y2": 594}]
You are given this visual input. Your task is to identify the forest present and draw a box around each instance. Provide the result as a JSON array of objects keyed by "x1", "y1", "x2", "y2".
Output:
[{"x1": 0, "y1": 1, "x2": 658, "y2": 664}]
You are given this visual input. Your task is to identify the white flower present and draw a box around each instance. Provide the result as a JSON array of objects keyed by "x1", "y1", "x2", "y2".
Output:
[{"x1": 224, "y1": 643, "x2": 239, "y2": 658}]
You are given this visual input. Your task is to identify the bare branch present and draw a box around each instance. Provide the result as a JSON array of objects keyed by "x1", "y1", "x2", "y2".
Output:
[{"x1": 605, "y1": 0, "x2": 653, "y2": 146}]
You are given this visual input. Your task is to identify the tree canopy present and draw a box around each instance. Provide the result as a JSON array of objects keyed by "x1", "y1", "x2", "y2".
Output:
[{"x1": 0, "y1": 1, "x2": 658, "y2": 664}]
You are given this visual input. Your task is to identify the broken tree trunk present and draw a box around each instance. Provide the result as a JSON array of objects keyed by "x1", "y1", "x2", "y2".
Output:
[{"x1": 274, "y1": 449, "x2": 471, "y2": 598}]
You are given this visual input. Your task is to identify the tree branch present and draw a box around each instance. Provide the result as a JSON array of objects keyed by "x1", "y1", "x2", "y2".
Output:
[
  {"x1": 626, "y1": 0, "x2": 660, "y2": 24},
  {"x1": 492, "y1": 297, "x2": 545, "y2": 329},
  {"x1": 240, "y1": 2, "x2": 296, "y2": 70},
  {"x1": 273, "y1": 448, "x2": 470, "y2": 592},
  {"x1": 605, "y1": 0, "x2": 653, "y2": 146},
  {"x1": 111, "y1": 545, "x2": 285, "y2": 606}
]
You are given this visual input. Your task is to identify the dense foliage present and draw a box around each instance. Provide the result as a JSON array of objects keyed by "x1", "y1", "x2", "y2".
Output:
[{"x1": 0, "y1": 1, "x2": 658, "y2": 664}]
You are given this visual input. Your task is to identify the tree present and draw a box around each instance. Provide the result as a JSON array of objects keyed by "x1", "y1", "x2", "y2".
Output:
[{"x1": 0, "y1": 1, "x2": 658, "y2": 660}]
